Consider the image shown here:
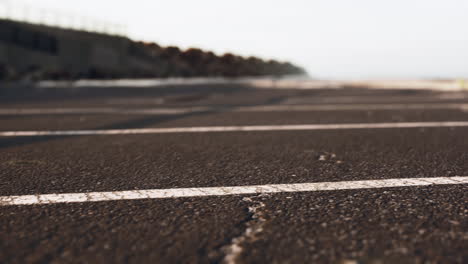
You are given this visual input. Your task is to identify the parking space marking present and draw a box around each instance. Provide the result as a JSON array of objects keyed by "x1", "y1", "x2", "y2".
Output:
[
  {"x1": 1, "y1": 121, "x2": 468, "y2": 137},
  {"x1": 0, "y1": 177, "x2": 466, "y2": 206},
  {"x1": 1, "y1": 103, "x2": 467, "y2": 115}
]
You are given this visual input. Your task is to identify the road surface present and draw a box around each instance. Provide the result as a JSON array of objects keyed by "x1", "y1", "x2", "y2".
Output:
[{"x1": 0, "y1": 82, "x2": 467, "y2": 263}]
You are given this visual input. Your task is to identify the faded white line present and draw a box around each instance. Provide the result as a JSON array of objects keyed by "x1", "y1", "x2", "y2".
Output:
[
  {"x1": 1, "y1": 103, "x2": 468, "y2": 115},
  {"x1": 0, "y1": 177, "x2": 466, "y2": 206},
  {"x1": 1, "y1": 121, "x2": 468, "y2": 137},
  {"x1": 222, "y1": 196, "x2": 267, "y2": 264}
]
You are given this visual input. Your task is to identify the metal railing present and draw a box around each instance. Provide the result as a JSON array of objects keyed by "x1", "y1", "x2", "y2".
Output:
[{"x1": 0, "y1": 0, "x2": 127, "y2": 36}]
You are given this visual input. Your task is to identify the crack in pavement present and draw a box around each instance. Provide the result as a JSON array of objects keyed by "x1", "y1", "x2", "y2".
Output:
[{"x1": 222, "y1": 195, "x2": 268, "y2": 264}]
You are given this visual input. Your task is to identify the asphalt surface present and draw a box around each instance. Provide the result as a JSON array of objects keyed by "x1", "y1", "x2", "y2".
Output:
[{"x1": 0, "y1": 82, "x2": 467, "y2": 263}]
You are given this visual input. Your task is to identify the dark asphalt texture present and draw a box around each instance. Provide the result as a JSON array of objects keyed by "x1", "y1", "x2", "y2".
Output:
[
  {"x1": 2, "y1": 109, "x2": 468, "y2": 131},
  {"x1": 1, "y1": 83, "x2": 467, "y2": 263}
]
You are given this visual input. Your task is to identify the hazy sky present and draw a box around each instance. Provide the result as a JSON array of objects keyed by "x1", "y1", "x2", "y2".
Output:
[{"x1": 8, "y1": 0, "x2": 468, "y2": 79}]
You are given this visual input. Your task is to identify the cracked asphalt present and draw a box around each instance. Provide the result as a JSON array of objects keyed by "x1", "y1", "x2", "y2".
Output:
[{"x1": 0, "y1": 83, "x2": 467, "y2": 263}]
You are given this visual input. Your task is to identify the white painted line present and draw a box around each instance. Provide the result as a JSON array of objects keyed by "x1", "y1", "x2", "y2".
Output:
[
  {"x1": 0, "y1": 107, "x2": 209, "y2": 115},
  {"x1": 235, "y1": 103, "x2": 468, "y2": 112},
  {"x1": 1, "y1": 103, "x2": 467, "y2": 115},
  {"x1": 1, "y1": 121, "x2": 468, "y2": 137},
  {"x1": 0, "y1": 177, "x2": 466, "y2": 206}
]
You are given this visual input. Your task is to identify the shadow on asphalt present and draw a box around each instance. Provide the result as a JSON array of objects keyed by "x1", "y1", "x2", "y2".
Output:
[
  {"x1": 0, "y1": 83, "x2": 261, "y2": 149},
  {"x1": 0, "y1": 109, "x2": 225, "y2": 149},
  {"x1": 0, "y1": 83, "x2": 254, "y2": 105},
  {"x1": 0, "y1": 84, "x2": 441, "y2": 149}
]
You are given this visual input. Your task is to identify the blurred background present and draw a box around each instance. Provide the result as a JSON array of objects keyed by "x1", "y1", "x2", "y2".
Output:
[{"x1": 1, "y1": 0, "x2": 467, "y2": 82}]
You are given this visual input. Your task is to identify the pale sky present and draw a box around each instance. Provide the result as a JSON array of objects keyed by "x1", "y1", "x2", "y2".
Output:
[{"x1": 6, "y1": 0, "x2": 468, "y2": 79}]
